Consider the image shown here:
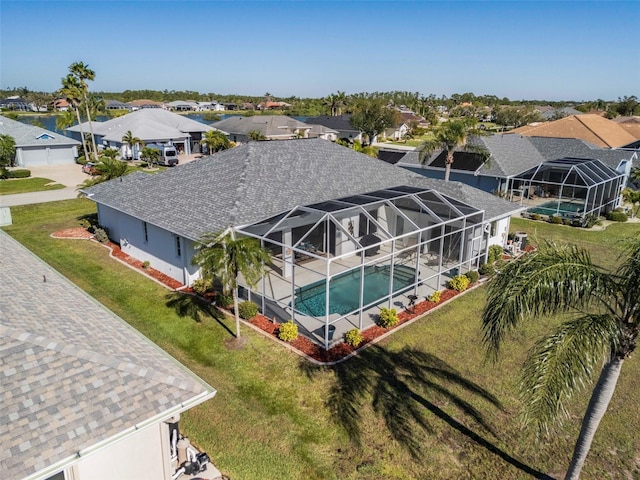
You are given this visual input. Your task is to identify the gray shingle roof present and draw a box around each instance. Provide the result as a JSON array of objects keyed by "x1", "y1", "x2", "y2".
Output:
[
  {"x1": 398, "y1": 135, "x2": 633, "y2": 178},
  {"x1": 85, "y1": 139, "x2": 520, "y2": 240},
  {"x1": 0, "y1": 232, "x2": 216, "y2": 480},
  {"x1": 210, "y1": 115, "x2": 309, "y2": 138},
  {"x1": 0, "y1": 116, "x2": 80, "y2": 148}
]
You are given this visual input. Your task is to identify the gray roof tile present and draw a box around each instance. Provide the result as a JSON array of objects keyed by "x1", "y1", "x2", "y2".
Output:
[
  {"x1": 0, "y1": 232, "x2": 216, "y2": 480},
  {"x1": 0, "y1": 116, "x2": 80, "y2": 148},
  {"x1": 85, "y1": 139, "x2": 520, "y2": 240}
]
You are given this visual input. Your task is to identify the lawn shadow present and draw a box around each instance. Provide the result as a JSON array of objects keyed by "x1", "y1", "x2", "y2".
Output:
[
  {"x1": 165, "y1": 291, "x2": 235, "y2": 337},
  {"x1": 300, "y1": 345, "x2": 553, "y2": 479}
]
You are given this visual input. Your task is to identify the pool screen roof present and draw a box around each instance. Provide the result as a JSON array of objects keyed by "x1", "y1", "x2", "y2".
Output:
[
  {"x1": 238, "y1": 185, "x2": 484, "y2": 245},
  {"x1": 512, "y1": 157, "x2": 623, "y2": 187}
]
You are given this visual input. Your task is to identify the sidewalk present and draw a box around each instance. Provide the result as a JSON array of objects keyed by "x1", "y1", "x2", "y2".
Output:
[{"x1": 1, "y1": 164, "x2": 86, "y2": 207}]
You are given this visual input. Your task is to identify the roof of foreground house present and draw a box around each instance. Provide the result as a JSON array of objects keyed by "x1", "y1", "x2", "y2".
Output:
[
  {"x1": 398, "y1": 135, "x2": 635, "y2": 178},
  {"x1": 0, "y1": 116, "x2": 80, "y2": 148},
  {"x1": 84, "y1": 139, "x2": 520, "y2": 241},
  {"x1": 67, "y1": 108, "x2": 217, "y2": 143},
  {"x1": 0, "y1": 231, "x2": 216, "y2": 480},
  {"x1": 509, "y1": 114, "x2": 637, "y2": 148}
]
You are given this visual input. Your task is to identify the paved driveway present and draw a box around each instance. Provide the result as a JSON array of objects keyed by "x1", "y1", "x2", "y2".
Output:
[{"x1": 0, "y1": 164, "x2": 87, "y2": 207}]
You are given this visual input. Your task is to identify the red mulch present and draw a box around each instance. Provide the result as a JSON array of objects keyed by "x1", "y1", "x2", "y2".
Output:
[
  {"x1": 52, "y1": 227, "x2": 184, "y2": 290},
  {"x1": 247, "y1": 286, "x2": 467, "y2": 363}
]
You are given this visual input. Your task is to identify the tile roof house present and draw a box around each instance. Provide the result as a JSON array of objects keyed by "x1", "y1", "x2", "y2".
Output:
[
  {"x1": 210, "y1": 115, "x2": 311, "y2": 142},
  {"x1": 0, "y1": 231, "x2": 218, "y2": 480},
  {"x1": 83, "y1": 138, "x2": 521, "y2": 348},
  {"x1": 509, "y1": 114, "x2": 638, "y2": 148},
  {"x1": 67, "y1": 108, "x2": 220, "y2": 156},
  {"x1": 0, "y1": 116, "x2": 81, "y2": 167}
]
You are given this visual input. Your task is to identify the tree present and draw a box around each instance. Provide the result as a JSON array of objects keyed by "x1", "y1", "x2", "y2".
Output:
[
  {"x1": 60, "y1": 74, "x2": 90, "y2": 161},
  {"x1": 200, "y1": 130, "x2": 232, "y2": 154},
  {"x1": 349, "y1": 96, "x2": 399, "y2": 145},
  {"x1": 55, "y1": 109, "x2": 76, "y2": 133},
  {"x1": 140, "y1": 146, "x2": 161, "y2": 168},
  {"x1": 78, "y1": 156, "x2": 129, "y2": 190},
  {"x1": 418, "y1": 118, "x2": 489, "y2": 182},
  {"x1": 247, "y1": 130, "x2": 266, "y2": 141},
  {"x1": 0, "y1": 134, "x2": 16, "y2": 167},
  {"x1": 192, "y1": 231, "x2": 271, "y2": 338},
  {"x1": 481, "y1": 239, "x2": 640, "y2": 480},
  {"x1": 615, "y1": 95, "x2": 639, "y2": 116},
  {"x1": 121, "y1": 130, "x2": 142, "y2": 160},
  {"x1": 621, "y1": 188, "x2": 640, "y2": 218},
  {"x1": 630, "y1": 166, "x2": 640, "y2": 184},
  {"x1": 69, "y1": 62, "x2": 99, "y2": 161},
  {"x1": 494, "y1": 105, "x2": 542, "y2": 128}
]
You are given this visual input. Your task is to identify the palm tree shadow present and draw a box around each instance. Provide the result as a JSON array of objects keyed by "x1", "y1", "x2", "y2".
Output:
[
  {"x1": 301, "y1": 345, "x2": 553, "y2": 479},
  {"x1": 165, "y1": 291, "x2": 235, "y2": 337}
]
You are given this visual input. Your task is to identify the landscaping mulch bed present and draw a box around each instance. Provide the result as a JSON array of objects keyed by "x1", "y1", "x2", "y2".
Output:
[{"x1": 248, "y1": 286, "x2": 466, "y2": 364}]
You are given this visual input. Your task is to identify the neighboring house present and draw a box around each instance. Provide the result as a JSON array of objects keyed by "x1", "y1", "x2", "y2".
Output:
[
  {"x1": 510, "y1": 114, "x2": 638, "y2": 148},
  {"x1": 304, "y1": 114, "x2": 364, "y2": 143},
  {"x1": 166, "y1": 100, "x2": 199, "y2": 112},
  {"x1": 83, "y1": 139, "x2": 521, "y2": 349},
  {"x1": 128, "y1": 99, "x2": 165, "y2": 110},
  {"x1": 610, "y1": 116, "x2": 640, "y2": 149},
  {"x1": 50, "y1": 99, "x2": 70, "y2": 111},
  {"x1": 104, "y1": 99, "x2": 131, "y2": 111},
  {"x1": 0, "y1": 231, "x2": 218, "y2": 480},
  {"x1": 535, "y1": 106, "x2": 583, "y2": 120},
  {"x1": 0, "y1": 96, "x2": 33, "y2": 111},
  {"x1": 398, "y1": 135, "x2": 635, "y2": 221},
  {"x1": 381, "y1": 122, "x2": 410, "y2": 141},
  {"x1": 306, "y1": 123, "x2": 339, "y2": 141},
  {"x1": 210, "y1": 115, "x2": 310, "y2": 142},
  {"x1": 0, "y1": 116, "x2": 80, "y2": 167},
  {"x1": 67, "y1": 109, "x2": 220, "y2": 156},
  {"x1": 241, "y1": 102, "x2": 255, "y2": 110},
  {"x1": 257, "y1": 101, "x2": 291, "y2": 110}
]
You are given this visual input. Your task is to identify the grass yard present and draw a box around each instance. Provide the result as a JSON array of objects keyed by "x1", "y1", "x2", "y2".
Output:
[
  {"x1": 0, "y1": 177, "x2": 66, "y2": 195},
  {"x1": 3, "y1": 201, "x2": 639, "y2": 480}
]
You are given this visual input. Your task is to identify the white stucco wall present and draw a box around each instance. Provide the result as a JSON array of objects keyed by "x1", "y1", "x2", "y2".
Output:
[
  {"x1": 486, "y1": 217, "x2": 511, "y2": 250},
  {"x1": 75, "y1": 423, "x2": 171, "y2": 480}
]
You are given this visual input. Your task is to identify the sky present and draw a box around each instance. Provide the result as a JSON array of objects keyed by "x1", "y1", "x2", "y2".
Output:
[{"x1": 1, "y1": 0, "x2": 639, "y2": 101}]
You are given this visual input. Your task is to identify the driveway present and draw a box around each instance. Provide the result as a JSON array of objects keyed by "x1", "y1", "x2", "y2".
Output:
[{"x1": 0, "y1": 164, "x2": 87, "y2": 207}]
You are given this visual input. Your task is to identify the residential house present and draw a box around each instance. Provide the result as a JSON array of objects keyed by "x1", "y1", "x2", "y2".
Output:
[
  {"x1": 304, "y1": 114, "x2": 364, "y2": 143},
  {"x1": 510, "y1": 114, "x2": 638, "y2": 148},
  {"x1": 83, "y1": 139, "x2": 521, "y2": 349},
  {"x1": 166, "y1": 100, "x2": 199, "y2": 112},
  {"x1": 0, "y1": 96, "x2": 33, "y2": 111},
  {"x1": 104, "y1": 99, "x2": 131, "y2": 111},
  {"x1": 611, "y1": 116, "x2": 640, "y2": 149},
  {"x1": 257, "y1": 101, "x2": 291, "y2": 110},
  {"x1": 0, "y1": 116, "x2": 80, "y2": 167},
  {"x1": 50, "y1": 99, "x2": 70, "y2": 112},
  {"x1": 210, "y1": 115, "x2": 310, "y2": 142},
  {"x1": 535, "y1": 106, "x2": 583, "y2": 120},
  {"x1": 67, "y1": 108, "x2": 220, "y2": 156},
  {"x1": 0, "y1": 231, "x2": 218, "y2": 480},
  {"x1": 128, "y1": 100, "x2": 165, "y2": 110}
]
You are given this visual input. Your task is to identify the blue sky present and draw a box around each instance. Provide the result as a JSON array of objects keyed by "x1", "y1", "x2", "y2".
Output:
[{"x1": 2, "y1": 1, "x2": 639, "y2": 101}]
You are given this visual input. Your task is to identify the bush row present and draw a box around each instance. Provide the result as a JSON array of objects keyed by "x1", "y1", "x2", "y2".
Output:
[{"x1": 0, "y1": 168, "x2": 31, "y2": 179}]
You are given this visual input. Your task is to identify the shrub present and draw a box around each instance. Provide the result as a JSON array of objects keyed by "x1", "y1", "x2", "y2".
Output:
[
  {"x1": 277, "y1": 321, "x2": 298, "y2": 342},
  {"x1": 344, "y1": 328, "x2": 363, "y2": 347},
  {"x1": 428, "y1": 290, "x2": 441, "y2": 303},
  {"x1": 549, "y1": 215, "x2": 563, "y2": 224},
  {"x1": 479, "y1": 262, "x2": 495, "y2": 276},
  {"x1": 377, "y1": 307, "x2": 398, "y2": 328},
  {"x1": 8, "y1": 169, "x2": 30, "y2": 178},
  {"x1": 465, "y1": 270, "x2": 480, "y2": 283},
  {"x1": 607, "y1": 210, "x2": 628, "y2": 222},
  {"x1": 448, "y1": 275, "x2": 470, "y2": 292},
  {"x1": 582, "y1": 214, "x2": 600, "y2": 228},
  {"x1": 92, "y1": 227, "x2": 109, "y2": 243},
  {"x1": 488, "y1": 245, "x2": 503, "y2": 264},
  {"x1": 192, "y1": 278, "x2": 212, "y2": 295},
  {"x1": 142, "y1": 260, "x2": 150, "y2": 269},
  {"x1": 216, "y1": 291, "x2": 234, "y2": 308},
  {"x1": 0, "y1": 167, "x2": 8, "y2": 179},
  {"x1": 531, "y1": 213, "x2": 541, "y2": 221},
  {"x1": 238, "y1": 300, "x2": 259, "y2": 320},
  {"x1": 562, "y1": 218, "x2": 572, "y2": 226}
]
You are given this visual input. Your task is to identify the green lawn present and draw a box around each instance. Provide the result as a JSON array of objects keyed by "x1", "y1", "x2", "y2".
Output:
[
  {"x1": 0, "y1": 177, "x2": 66, "y2": 195},
  {"x1": 3, "y1": 201, "x2": 639, "y2": 480}
]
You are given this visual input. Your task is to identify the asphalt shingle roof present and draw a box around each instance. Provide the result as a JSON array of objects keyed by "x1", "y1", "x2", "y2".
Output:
[
  {"x1": 210, "y1": 115, "x2": 309, "y2": 138},
  {"x1": 0, "y1": 232, "x2": 216, "y2": 480},
  {"x1": 0, "y1": 116, "x2": 80, "y2": 148},
  {"x1": 85, "y1": 139, "x2": 520, "y2": 241}
]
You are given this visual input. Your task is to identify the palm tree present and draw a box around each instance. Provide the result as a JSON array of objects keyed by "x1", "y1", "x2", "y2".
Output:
[
  {"x1": 69, "y1": 62, "x2": 99, "y2": 161},
  {"x1": 247, "y1": 130, "x2": 266, "y2": 141},
  {"x1": 192, "y1": 230, "x2": 271, "y2": 338},
  {"x1": 140, "y1": 146, "x2": 161, "y2": 168},
  {"x1": 78, "y1": 156, "x2": 129, "y2": 190},
  {"x1": 630, "y1": 166, "x2": 640, "y2": 183},
  {"x1": 418, "y1": 118, "x2": 489, "y2": 182},
  {"x1": 0, "y1": 134, "x2": 16, "y2": 167},
  {"x1": 121, "y1": 131, "x2": 142, "y2": 160},
  {"x1": 55, "y1": 109, "x2": 76, "y2": 133},
  {"x1": 200, "y1": 130, "x2": 231, "y2": 154},
  {"x1": 60, "y1": 74, "x2": 89, "y2": 161},
  {"x1": 622, "y1": 188, "x2": 640, "y2": 217},
  {"x1": 481, "y1": 239, "x2": 640, "y2": 480}
]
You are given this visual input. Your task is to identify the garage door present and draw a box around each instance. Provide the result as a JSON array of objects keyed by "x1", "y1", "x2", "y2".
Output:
[
  {"x1": 48, "y1": 146, "x2": 75, "y2": 165},
  {"x1": 19, "y1": 147, "x2": 48, "y2": 167}
]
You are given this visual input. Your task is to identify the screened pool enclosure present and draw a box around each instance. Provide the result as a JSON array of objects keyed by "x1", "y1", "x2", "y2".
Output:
[
  {"x1": 508, "y1": 158, "x2": 625, "y2": 222},
  {"x1": 236, "y1": 185, "x2": 487, "y2": 349}
]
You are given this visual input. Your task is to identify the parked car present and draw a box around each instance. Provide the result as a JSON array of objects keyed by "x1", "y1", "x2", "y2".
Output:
[{"x1": 82, "y1": 162, "x2": 98, "y2": 175}]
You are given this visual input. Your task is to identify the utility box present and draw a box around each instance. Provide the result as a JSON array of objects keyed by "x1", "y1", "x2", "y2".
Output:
[{"x1": 0, "y1": 207, "x2": 12, "y2": 226}]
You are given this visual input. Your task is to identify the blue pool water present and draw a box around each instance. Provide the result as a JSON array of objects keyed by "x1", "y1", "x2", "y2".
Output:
[
  {"x1": 293, "y1": 264, "x2": 416, "y2": 317},
  {"x1": 528, "y1": 201, "x2": 584, "y2": 217}
]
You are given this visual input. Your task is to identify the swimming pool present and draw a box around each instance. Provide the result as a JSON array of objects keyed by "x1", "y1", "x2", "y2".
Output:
[
  {"x1": 528, "y1": 201, "x2": 584, "y2": 217},
  {"x1": 293, "y1": 264, "x2": 416, "y2": 317}
]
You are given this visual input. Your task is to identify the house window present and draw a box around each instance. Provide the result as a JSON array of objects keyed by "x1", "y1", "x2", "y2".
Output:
[
  {"x1": 143, "y1": 222, "x2": 148, "y2": 242},
  {"x1": 175, "y1": 236, "x2": 181, "y2": 257},
  {"x1": 490, "y1": 221, "x2": 497, "y2": 237}
]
